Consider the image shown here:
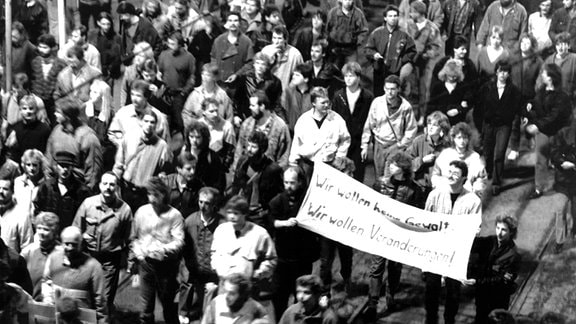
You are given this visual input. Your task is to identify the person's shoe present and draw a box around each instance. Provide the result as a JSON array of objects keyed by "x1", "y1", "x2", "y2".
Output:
[
  {"x1": 492, "y1": 185, "x2": 500, "y2": 196},
  {"x1": 554, "y1": 243, "x2": 564, "y2": 254},
  {"x1": 528, "y1": 189, "x2": 543, "y2": 200},
  {"x1": 385, "y1": 294, "x2": 397, "y2": 312},
  {"x1": 363, "y1": 304, "x2": 377, "y2": 322}
]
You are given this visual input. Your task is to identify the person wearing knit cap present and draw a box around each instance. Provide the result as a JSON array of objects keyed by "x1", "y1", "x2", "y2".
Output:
[
  {"x1": 117, "y1": 1, "x2": 162, "y2": 65},
  {"x1": 34, "y1": 149, "x2": 92, "y2": 230}
]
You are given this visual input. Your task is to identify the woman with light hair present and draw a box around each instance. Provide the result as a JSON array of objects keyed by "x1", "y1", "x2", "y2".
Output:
[
  {"x1": 427, "y1": 59, "x2": 473, "y2": 126},
  {"x1": 475, "y1": 25, "x2": 510, "y2": 82},
  {"x1": 14, "y1": 149, "x2": 48, "y2": 217},
  {"x1": 120, "y1": 41, "x2": 155, "y2": 105}
]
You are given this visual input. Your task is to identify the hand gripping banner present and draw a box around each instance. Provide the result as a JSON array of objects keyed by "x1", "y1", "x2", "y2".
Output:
[{"x1": 296, "y1": 162, "x2": 481, "y2": 280}]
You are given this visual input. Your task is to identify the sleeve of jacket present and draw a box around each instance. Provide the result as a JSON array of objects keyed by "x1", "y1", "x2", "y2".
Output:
[
  {"x1": 475, "y1": 6, "x2": 491, "y2": 46},
  {"x1": 337, "y1": 118, "x2": 351, "y2": 158},
  {"x1": 162, "y1": 213, "x2": 185, "y2": 259},
  {"x1": 83, "y1": 133, "x2": 104, "y2": 190},
  {"x1": 401, "y1": 34, "x2": 417, "y2": 66},
  {"x1": 406, "y1": 138, "x2": 426, "y2": 174},
  {"x1": 360, "y1": 101, "x2": 377, "y2": 151},
  {"x1": 253, "y1": 231, "x2": 277, "y2": 279},
  {"x1": 548, "y1": 11, "x2": 561, "y2": 42},
  {"x1": 364, "y1": 29, "x2": 379, "y2": 61},
  {"x1": 183, "y1": 221, "x2": 199, "y2": 276},
  {"x1": 399, "y1": 106, "x2": 417, "y2": 148},
  {"x1": 356, "y1": 10, "x2": 369, "y2": 46},
  {"x1": 15, "y1": 254, "x2": 33, "y2": 295},
  {"x1": 277, "y1": 124, "x2": 292, "y2": 169},
  {"x1": 533, "y1": 92, "x2": 572, "y2": 131}
]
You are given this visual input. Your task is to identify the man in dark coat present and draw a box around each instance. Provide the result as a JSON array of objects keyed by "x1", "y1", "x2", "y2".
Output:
[
  {"x1": 117, "y1": 1, "x2": 162, "y2": 65},
  {"x1": 228, "y1": 130, "x2": 284, "y2": 233},
  {"x1": 331, "y1": 61, "x2": 373, "y2": 182},
  {"x1": 34, "y1": 151, "x2": 92, "y2": 230},
  {"x1": 269, "y1": 167, "x2": 319, "y2": 318},
  {"x1": 466, "y1": 215, "x2": 520, "y2": 324}
]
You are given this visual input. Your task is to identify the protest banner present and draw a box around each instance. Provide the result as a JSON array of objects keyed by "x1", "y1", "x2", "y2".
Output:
[{"x1": 295, "y1": 163, "x2": 482, "y2": 280}]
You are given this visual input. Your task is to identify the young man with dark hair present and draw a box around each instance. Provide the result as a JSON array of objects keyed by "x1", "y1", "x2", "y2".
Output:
[
  {"x1": 361, "y1": 75, "x2": 417, "y2": 180},
  {"x1": 467, "y1": 215, "x2": 520, "y2": 324},
  {"x1": 158, "y1": 31, "x2": 196, "y2": 134},
  {"x1": 423, "y1": 160, "x2": 482, "y2": 324},
  {"x1": 332, "y1": 61, "x2": 373, "y2": 182},
  {"x1": 234, "y1": 52, "x2": 284, "y2": 122},
  {"x1": 54, "y1": 44, "x2": 102, "y2": 103},
  {"x1": 262, "y1": 25, "x2": 304, "y2": 89},
  {"x1": 117, "y1": 1, "x2": 162, "y2": 65},
  {"x1": 109, "y1": 79, "x2": 171, "y2": 146},
  {"x1": 290, "y1": 87, "x2": 351, "y2": 167},
  {"x1": 278, "y1": 274, "x2": 338, "y2": 324},
  {"x1": 229, "y1": 131, "x2": 284, "y2": 232},
  {"x1": 364, "y1": 5, "x2": 416, "y2": 97},
  {"x1": 211, "y1": 11, "x2": 255, "y2": 95},
  {"x1": 283, "y1": 63, "x2": 313, "y2": 132},
  {"x1": 180, "y1": 187, "x2": 224, "y2": 322},
  {"x1": 46, "y1": 98, "x2": 103, "y2": 191},
  {"x1": 114, "y1": 109, "x2": 172, "y2": 210},
  {"x1": 129, "y1": 177, "x2": 184, "y2": 324},
  {"x1": 58, "y1": 25, "x2": 101, "y2": 70},
  {"x1": 202, "y1": 273, "x2": 270, "y2": 324},
  {"x1": 210, "y1": 195, "x2": 277, "y2": 296},
  {"x1": 164, "y1": 150, "x2": 204, "y2": 217},
  {"x1": 261, "y1": 25, "x2": 304, "y2": 90},
  {"x1": 235, "y1": 91, "x2": 291, "y2": 171},
  {"x1": 366, "y1": 152, "x2": 421, "y2": 317},
  {"x1": 292, "y1": 10, "x2": 328, "y2": 62},
  {"x1": 0, "y1": 177, "x2": 33, "y2": 253},
  {"x1": 326, "y1": 0, "x2": 368, "y2": 68},
  {"x1": 31, "y1": 34, "x2": 67, "y2": 125},
  {"x1": 307, "y1": 39, "x2": 344, "y2": 98}
]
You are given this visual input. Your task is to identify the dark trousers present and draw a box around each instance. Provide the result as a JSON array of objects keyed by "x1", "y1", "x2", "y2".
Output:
[
  {"x1": 91, "y1": 251, "x2": 122, "y2": 315},
  {"x1": 424, "y1": 272, "x2": 461, "y2": 324},
  {"x1": 474, "y1": 285, "x2": 511, "y2": 324},
  {"x1": 348, "y1": 145, "x2": 366, "y2": 183},
  {"x1": 179, "y1": 270, "x2": 219, "y2": 320},
  {"x1": 368, "y1": 255, "x2": 402, "y2": 301},
  {"x1": 319, "y1": 238, "x2": 353, "y2": 291},
  {"x1": 482, "y1": 123, "x2": 512, "y2": 186},
  {"x1": 79, "y1": 2, "x2": 102, "y2": 31},
  {"x1": 139, "y1": 258, "x2": 179, "y2": 324},
  {"x1": 272, "y1": 259, "x2": 313, "y2": 319},
  {"x1": 373, "y1": 67, "x2": 393, "y2": 97}
]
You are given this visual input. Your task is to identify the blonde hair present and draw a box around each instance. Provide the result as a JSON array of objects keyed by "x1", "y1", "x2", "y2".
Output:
[
  {"x1": 437, "y1": 59, "x2": 465, "y2": 83},
  {"x1": 89, "y1": 80, "x2": 113, "y2": 124}
]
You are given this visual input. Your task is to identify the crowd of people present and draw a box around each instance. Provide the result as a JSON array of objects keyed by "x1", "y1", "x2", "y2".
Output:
[{"x1": 0, "y1": 0, "x2": 576, "y2": 323}]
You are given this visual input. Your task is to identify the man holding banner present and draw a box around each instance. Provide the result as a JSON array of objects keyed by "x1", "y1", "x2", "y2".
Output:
[
  {"x1": 366, "y1": 152, "x2": 421, "y2": 317},
  {"x1": 423, "y1": 160, "x2": 482, "y2": 324}
]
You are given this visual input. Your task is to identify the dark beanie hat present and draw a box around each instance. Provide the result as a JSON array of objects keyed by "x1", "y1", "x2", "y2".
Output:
[
  {"x1": 54, "y1": 151, "x2": 78, "y2": 167},
  {"x1": 117, "y1": 1, "x2": 137, "y2": 15}
]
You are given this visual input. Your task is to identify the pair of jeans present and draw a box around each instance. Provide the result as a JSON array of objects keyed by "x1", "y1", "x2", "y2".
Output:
[
  {"x1": 272, "y1": 259, "x2": 313, "y2": 320},
  {"x1": 91, "y1": 251, "x2": 122, "y2": 315},
  {"x1": 319, "y1": 237, "x2": 353, "y2": 292},
  {"x1": 368, "y1": 255, "x2": 402, "y2": 301},
  {"x1": 139, "y1": 258, "x2": 179, "y2": 324},
  {"x1": 554, "y1": 191, "x2": 576, "y2": 244},
  {"x1": 482, "y1": 123, "x2": 512, "y2": 186},
  {"x1": 535, "y1": 132, "x2": 551, "y2": 192},
  {"x1": 373, "y1": 141, "x2": 400, "y2": 180},
  {"x1": 424, "y1": 272, "x2": 461, "y2": 324}
]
